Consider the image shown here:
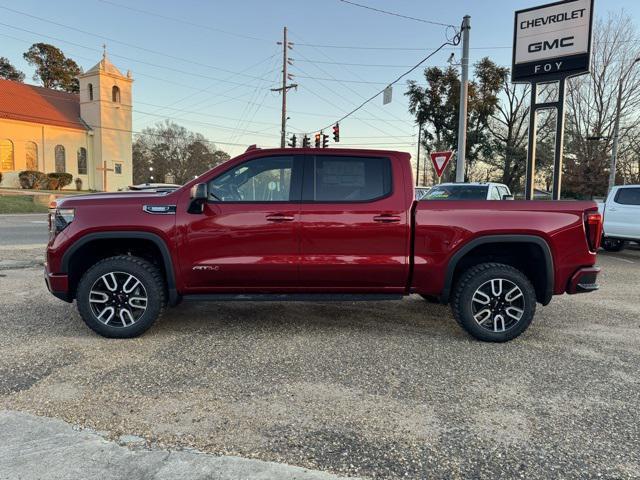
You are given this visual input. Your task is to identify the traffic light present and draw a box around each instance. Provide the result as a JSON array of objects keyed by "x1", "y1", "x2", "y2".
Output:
[
  {"x1": 288, "y1": 134, "x2": 297, "y2": 148},
  {"x1": 332, "y1": 123, "x2": 340, "y2": 142},
  {"x1": 322, "y1": 133, "x2": 329, "y2": 148},
  {"x1": 302, "y1": 134, "x2": 310, "y2": 148},
  {"x1": 314, "y1": 133, "x2": 321, "y2": 148}
]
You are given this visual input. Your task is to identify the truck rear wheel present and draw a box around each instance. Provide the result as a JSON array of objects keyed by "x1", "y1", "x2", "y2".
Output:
[
  {"x1": 76, "y1": 255, "x2": 166, "y2": 338},
  {"x1": 451, "y1": 263, "x2": 536, "y2": 342}
]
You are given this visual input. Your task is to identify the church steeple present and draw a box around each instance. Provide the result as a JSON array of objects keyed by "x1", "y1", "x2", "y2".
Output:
[{"x1": 77, "y1": 51, "x2": 133, "y2": 191}]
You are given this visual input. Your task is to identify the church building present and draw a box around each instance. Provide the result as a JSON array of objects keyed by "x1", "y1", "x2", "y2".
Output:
[{"x1": 0, "y1": 52, "x2": 133, "y2": 191}]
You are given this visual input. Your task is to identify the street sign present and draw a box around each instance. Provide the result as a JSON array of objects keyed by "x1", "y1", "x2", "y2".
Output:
[
  {"x1": 383, "y1": 85, "x2": 392, "y2": 105},
  {"x1": 430, "y1": 151, "x2": 453, "y2": 178},
  {"x1": 512, "y1": 0, "x2": 593, "y2": 82}
]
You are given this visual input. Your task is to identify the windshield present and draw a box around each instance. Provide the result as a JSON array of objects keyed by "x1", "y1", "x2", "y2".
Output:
[{"x1": 424, "y1": 185, "x2": 489, "y2": 200}]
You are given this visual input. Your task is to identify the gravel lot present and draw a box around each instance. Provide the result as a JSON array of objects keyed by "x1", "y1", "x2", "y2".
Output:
[{"x1": 0, "y1": 245, "x2": 639, "y2": 479}]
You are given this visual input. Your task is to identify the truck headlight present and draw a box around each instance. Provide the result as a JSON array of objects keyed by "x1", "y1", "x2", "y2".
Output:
[{"x1": 49, "y1": 206, "x2": 75, "y2": 235}]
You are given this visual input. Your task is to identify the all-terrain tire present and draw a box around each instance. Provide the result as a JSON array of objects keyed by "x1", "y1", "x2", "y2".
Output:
[
  {"x1": 76, "y1": 255, "x2": 166, "y2": 338},
  {"x1": 451, "y1": 262, "x2": 536, "y2": 342}
]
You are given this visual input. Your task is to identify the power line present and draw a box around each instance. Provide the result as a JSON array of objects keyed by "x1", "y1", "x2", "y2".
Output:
[
  {"x1": 295, "y1": 42, "x2": 508, "y2": 51},
  {"x1": 292, "y1": 74, "x2": 389, "y2": 85},
  {"x1": 338, "y1": 0, "x2": 455, "y2": 28},
  {"x1": 96, "y1": 0, "x2": 270, "y2": 42},
  {"x1": 0, "y1": 5, "x2": 273, "y2": 82},
  {"x1": 0, "y1": 108, "x2": 263, "y2": 147},
  {"x1": 308, "y1": 34, "x2": 462, "y2": 133},
  {"x1": 0, "y1": 22, "x2": 279, "y2": 90},
  {"x1": 290, "y1": 44, "x2": 412, "y2": 134}
]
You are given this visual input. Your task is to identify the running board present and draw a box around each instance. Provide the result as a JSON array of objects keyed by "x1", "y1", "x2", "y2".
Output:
[{"x1": 182, "y1": 293, "x2": 404, "y2": 302}]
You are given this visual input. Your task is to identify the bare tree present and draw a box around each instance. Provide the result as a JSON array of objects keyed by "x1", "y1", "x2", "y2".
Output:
[{"x1": 564, "y1": 12, "x2": 640, "y2": 198}]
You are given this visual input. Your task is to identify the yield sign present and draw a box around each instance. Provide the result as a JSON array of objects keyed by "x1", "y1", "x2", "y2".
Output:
[{"x1": 430, "y1": 151, "x2": 453, "y2": 177}]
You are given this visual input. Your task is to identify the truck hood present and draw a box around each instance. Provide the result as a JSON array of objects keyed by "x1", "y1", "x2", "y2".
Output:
[{"x1": 55, "y1": 191, "x2": 177, "y2": 208}]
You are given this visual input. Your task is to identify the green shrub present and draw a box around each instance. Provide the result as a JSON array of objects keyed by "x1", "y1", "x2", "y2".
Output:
[
  {"x1": 18, "y1": 170, "x2": 47, "y2": 189},
  {"x1": 46, "y1": 172, "x2": 73, "y2": 190}
]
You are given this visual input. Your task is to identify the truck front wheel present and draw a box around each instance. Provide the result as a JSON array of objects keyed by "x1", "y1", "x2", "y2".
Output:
[
  {"x1": 451, "y1": 263, "x2": 536, "y2": 342},
  {"x1": 76, "y1": 255, "x2": 166, "y2": 338}
]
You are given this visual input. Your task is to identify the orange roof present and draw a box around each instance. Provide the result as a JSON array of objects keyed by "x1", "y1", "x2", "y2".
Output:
[{"x1": 0, "y1": 79, "x2": 87, "y2": 131}]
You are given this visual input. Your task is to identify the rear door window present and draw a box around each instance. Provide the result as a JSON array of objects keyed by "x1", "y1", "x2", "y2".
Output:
[
  {"x1": 304, "y1": 155, "x2": 392, "y2": 202},
  {"x1": 614, "y1": 187, "x2": 640, "y2": 205}
]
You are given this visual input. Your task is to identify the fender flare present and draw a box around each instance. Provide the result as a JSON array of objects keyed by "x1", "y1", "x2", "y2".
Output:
[
  {"x1": 60, "y1": 231, "x2": 180, "y2": 306},
  {"x1": 440, "y1": 234, "x2": 554, "y2": 305}
]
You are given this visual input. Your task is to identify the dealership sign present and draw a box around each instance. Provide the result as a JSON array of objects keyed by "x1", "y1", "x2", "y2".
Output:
[{"x1": 512, "y1": 0, "x2": 594, "y2": 82}]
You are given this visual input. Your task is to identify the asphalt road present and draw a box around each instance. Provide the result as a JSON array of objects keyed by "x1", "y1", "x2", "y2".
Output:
[
  {"x1": 0, "y1": 245, "x2": 639, "y2": 479},
  {"x1": 0, "y1": 214, "x2": 49, "y2": 246}
]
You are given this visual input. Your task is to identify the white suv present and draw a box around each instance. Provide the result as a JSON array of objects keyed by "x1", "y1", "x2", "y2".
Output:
[{"x1": 598, "y1": 185, "x2": 640, "y2": 252}]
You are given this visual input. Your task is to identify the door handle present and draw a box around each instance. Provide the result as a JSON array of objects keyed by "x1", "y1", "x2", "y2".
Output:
[
  {"x1": 266, "y1": 214, "x2": 295, "y2": 222},
  {"x1": 373, "y1": 215, "x2": 401, "y2": 223}
]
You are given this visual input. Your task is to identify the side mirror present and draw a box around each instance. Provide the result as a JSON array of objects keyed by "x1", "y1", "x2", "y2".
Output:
[
  {"x1": 502, "y1": 194, "x2": 514, "y2": 200},
  {"x1": 188, "y1": 183, "x2": 208, "y2": 214}
]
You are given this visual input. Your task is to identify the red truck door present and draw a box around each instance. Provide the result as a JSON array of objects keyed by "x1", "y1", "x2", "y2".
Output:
[
  {"x1": 298, "y1": 153, "x2": 410, "y2": 291},
  {"x1": 181, "y1": 154, "x2": 303, "y2": 289}
]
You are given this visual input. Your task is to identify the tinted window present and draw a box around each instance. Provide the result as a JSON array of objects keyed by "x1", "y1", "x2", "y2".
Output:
[
  {"x1": 615, "y1": 187, "x2": 640, "y2": 206},
  {"x1": 424, "y1": 185, "x2": 489, "y2": 200},
  {"x1": 310, "y1": 156, "x2": 391, "y2": 202},
  {"x1": 209, "y1": 156, "x2": 293, "y2": 202}
]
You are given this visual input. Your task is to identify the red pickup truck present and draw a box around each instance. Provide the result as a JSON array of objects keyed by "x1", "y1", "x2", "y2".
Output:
[{"x1": 45, "y1": 147, "x2": 602, "y2": 342}]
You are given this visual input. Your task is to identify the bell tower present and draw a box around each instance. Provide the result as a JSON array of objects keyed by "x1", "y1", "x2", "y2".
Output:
[{"x1": 79, "y1": 47, "x2": 133, "y2": 191}]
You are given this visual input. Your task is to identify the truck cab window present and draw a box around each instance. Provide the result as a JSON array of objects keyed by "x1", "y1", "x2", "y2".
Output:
[
  {"x1": 209, "y1": 156, "x2": 293, "y2": 202},
  {"x1": 309, "y1": 156, "x2": 391, "y2": 202},
  {"x1": 614, "y1": 187, "x2": 640, "y2": 205}
]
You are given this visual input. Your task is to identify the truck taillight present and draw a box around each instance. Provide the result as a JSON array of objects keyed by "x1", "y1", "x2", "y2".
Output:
[{"x1": 585, "y1": 211, "x2": 602, "y2": 252}]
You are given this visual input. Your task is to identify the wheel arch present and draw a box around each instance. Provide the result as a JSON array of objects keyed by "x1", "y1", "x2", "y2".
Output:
[
  {"x1": 440, "y1": 235, "x2": 554, "y2": 305},
  {"x1": 61, "y1": 231, "x2": 180, "y2": 306}
]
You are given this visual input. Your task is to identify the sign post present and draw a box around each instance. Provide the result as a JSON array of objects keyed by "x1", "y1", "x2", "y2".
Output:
[
  {"x1": 430, "y1": 151, "x2": 454, "y2": 180},
  {"x1": 512, "y1": 0, "x2": 594, "y2": 200}
]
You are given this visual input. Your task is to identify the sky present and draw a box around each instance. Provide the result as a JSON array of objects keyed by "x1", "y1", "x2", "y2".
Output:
[{"x1": 1, "y1": 0, "x2": 639, "y2": 158}]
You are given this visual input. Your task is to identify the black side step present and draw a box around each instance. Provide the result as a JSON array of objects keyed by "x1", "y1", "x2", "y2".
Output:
[{"x1": 182, "y1": 293, "x2": 404, "y2": 302}]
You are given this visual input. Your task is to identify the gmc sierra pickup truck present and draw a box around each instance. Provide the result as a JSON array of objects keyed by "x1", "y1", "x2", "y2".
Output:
[{"x1": 45, "y1": 147, "x2": 603, "y2": 342}]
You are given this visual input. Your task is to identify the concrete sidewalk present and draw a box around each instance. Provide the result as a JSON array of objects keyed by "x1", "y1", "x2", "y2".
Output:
[{"x1": 0, "y1": 411, "x2": 353, "y2": 480}]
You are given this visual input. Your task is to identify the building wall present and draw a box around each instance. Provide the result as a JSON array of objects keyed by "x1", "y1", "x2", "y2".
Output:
[{"x1": 0, "y1": 118, "x2": 94, "y2": 190}]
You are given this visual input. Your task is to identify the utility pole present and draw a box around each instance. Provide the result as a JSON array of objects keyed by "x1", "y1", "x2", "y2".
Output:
[
  {"x1": 609, "y1": 78, "x2": 623, "y2": 192},
  {"x1": 271, "y1": 27, "x2": 297, "y2": 148},
  {"x1": 455, "y1": 15, "x2": 470, "y2": 183},
  {"x1": 609, "y1": 57, "x2": 640, "y2": 192},
  {"x1": 416, "y1": 122, "x2": 422, "y2": 186}
]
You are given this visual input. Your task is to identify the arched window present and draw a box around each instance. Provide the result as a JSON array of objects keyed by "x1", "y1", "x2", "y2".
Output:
[
  {"x1": 0, "y1": 139, "x2": 14, "y2": 171},
  {"x1": 112, "y1": 85, "x2": 120, "y2": 103},
  {"x1": 54, "y1": 145, "x2": 66, "y2": 173},
  {"x1": 25, "y1": 142, "x2": 38, "y2": 170},
  {"x1": 88, "y1": 83, "x2": 93, "y2": 101},
  {"x1": 77, "y1": 147, "x2": 87, "y2": 175}
]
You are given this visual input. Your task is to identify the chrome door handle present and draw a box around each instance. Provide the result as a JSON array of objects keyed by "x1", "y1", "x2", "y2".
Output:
[
  {"x1": 266, "y1": 214, "x2": 295, "y2": 222},
  {"x1": 373, "y1": 215, "x2": 401, "y2": 223}
]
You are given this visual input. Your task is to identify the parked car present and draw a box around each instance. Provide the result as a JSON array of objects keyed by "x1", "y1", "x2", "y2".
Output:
[
  {"x1": 415, "y1": 187, "x2": 430, "y2": 200},
  {"x1": 422, "y1": 182, "x2": 514, "y2": 200},
  {"x1": 598, "y1": 184, "x2": 640, "y2": 252},
  {"x1": 45, "y1": 147, "x2": 602, "y2": 342}
]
